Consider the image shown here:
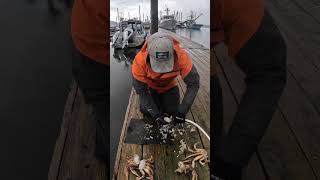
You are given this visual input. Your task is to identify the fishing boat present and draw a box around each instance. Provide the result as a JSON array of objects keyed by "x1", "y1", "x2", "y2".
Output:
[
  {"x1": 175, "y1": 11, "x2": 185, "y2": 28},
  {"x1": 143, "y1": 21, "x2": 150, "y2": 29},
  {"x1": 142, "y1": 14, "x2": 151, "y2": 29},
  {"x1": 159, "y1": 7, "x2": 176, "y2": 30},
  {"x1": 111, "y1": 19, "x2": 147, "y2": 49},
  {"x1": 185, "y1": 11, "x2": 203, "y2": 30}
]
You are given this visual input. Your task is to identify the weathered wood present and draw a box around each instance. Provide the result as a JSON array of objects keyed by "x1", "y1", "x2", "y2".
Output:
[
  {"x1": 116, "y1": 90, "x2": 143, "y2": 180},
  {"x1": 48, "y1": 81, "x2": 106, "y2": 180},
  {"x1": 266, "y1": 4, "x2": 320, "y2": 178},
  {"x1": 150, "y1": 0, "x2": 158, "y2": 34},
  {"x1": 48, "y1": 80, "x2": 78, "y2": 180},
  {"x1": 113, "y1": 90, "x2": 135, "y2": 179}
]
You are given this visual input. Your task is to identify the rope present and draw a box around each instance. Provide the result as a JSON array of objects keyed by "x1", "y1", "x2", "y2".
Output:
[{"x1": 185, "y1": 119, "x2": 210, "y2": 141}]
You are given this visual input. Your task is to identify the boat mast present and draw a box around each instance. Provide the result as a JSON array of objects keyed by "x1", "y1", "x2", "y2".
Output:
[
  {"x1": 165, "y1": 6, "x2": 169, "y2": 15},
  {"x1": 117, "y1": 8, "x2": 120, "y2": 23}
]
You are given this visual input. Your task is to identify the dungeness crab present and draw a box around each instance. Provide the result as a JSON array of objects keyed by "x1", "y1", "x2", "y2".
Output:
[{"x1": 125, "y1": 154, "x2": 154, "y2": 180}]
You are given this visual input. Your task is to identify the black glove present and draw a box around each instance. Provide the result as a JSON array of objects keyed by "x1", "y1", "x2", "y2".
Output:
[
  {"x1": 153, "y1": 113, "x2": 170, "y2": 125},
  {"x1": 172, "y1": 112, "x2": 186, "y2": 124}
]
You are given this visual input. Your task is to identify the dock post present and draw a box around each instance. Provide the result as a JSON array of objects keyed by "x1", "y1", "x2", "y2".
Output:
[{"x1": 150, "y1": 0, "x2": 158, "y2": 34}]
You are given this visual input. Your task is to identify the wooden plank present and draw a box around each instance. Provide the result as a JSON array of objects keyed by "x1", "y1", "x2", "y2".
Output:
[
  {"x1": 266, "y1": 0, "x2": 320, "y2": 69},
  {"x1": 48, "y1": 80, "x2": 78, "y2": 180},
  {"x1": 116, "y1": 90, "x2": 143, "y2": 180},
  {"x1": 55, "y1": 86, "x2": 106, "y2": 180},
  {"x1": 264, "y1": 5, "x2": 320, "y2": 178},
  {"x1": 266, "y1": 3, "x2": 320, "y2": 113},
  {"x1": 113, "y1": 90, "x2": 134, "y2": 177},
  {"x1": 214, "y1": 44, "x2": 317, "y2": 179},
  {"x1": 276, "y1": 73, "x2": 320, "y2": 178}
]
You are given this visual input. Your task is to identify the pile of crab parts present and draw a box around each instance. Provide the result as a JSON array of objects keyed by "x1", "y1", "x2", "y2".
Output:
[
  {"x1": 175, "y1": 142, "x2": 209, "y2": 180},
  {"x1": 125, "y1": 155, "x2": 154, "y2": 180},
  {"x1": 124, "y1": 142, "x2": 209, "y2": 180}
]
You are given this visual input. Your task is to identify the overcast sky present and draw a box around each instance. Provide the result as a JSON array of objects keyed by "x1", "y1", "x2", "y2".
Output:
[{"x1": 110, "y1": 0, "x2": 210, "y2": 25}]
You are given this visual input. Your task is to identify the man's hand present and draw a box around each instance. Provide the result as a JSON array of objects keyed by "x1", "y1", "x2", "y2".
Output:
[
  {"x1": 153, "y1": 114, "x2": 171, "y2": 125},
  {"x1": 172, "y1": 112, "x2": 186, "y2": 124}
]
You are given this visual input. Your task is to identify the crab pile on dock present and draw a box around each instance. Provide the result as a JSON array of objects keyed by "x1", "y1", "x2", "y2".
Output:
[
  {"x1": 175, "y1": 142, "x2": 209, "y2": 180},
  {"x1": 125, "y1": 154, "x2": 154, "y2": 180}
]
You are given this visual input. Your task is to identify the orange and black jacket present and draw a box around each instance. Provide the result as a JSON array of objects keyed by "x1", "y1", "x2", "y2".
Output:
[
  {"x1": 213, "y1": 0, "x2": 264, "y2": 57},
  {"x1": 71, "y1": 0, "x2": 108, "y2": 65},
  {"x1": 132, "y1": 37, "x2": 200, "y2": 118}
]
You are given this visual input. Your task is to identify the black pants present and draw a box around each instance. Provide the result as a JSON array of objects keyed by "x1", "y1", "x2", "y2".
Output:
[
  {"x1": 140, "y1": 86, "x2": 180, "y2": 117},
  {"x1": 213, "y1": 11, "x2": 287, "y2": 167},
  {"x1": 72, "y1": 47, "x2": 109, "y2": 174}
]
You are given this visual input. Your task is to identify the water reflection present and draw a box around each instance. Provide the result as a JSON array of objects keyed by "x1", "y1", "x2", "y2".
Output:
[
  {"x1": 112, "y1": 48, "x2": 139, "y2": 70},
  {"x1": 110, "y1": 46, "x2": 137, "y2": 170}
]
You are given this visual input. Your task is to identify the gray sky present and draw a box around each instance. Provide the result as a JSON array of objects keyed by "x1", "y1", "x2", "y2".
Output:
[{"x1": 110, "y1": 0, "x2": 210, "y2": 25}]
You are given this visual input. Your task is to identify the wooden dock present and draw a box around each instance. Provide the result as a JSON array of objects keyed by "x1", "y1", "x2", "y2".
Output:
[
  {"x1": 113, "y1": 29, "x2": 210, "y2": 179},
  {"x1": 48, "y1": 81, "x2": 107, "y2": 180},
  {"x1": 213, "y1": 3, "x2": 320, "y2": 178}
]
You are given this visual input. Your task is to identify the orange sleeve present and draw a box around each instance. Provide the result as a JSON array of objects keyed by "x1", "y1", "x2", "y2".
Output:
[
  {"x1": 179, "y1": 51, "x2": 193, "y2": 79},
  {"x1": 132, "y1": 57, "x2": 148, "y2": 84}
]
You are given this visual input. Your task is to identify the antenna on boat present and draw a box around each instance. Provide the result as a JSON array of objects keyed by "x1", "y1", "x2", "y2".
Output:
[{"x1": 117, "y1": 8, "x2": 120, "y2": 23}]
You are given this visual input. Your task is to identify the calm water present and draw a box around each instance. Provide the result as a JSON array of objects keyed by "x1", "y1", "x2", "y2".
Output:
[
  {"x1": 110, "y1": 27, "x2": 210, "y2": 169},
  {"x1": 176, "y1": 27, "x2": 210, "y2": 48}
]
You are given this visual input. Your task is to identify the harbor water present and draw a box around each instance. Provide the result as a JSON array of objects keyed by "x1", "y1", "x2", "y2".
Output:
[{"x1": 110, "y1": 27, "x2": 210, "y2": 168}]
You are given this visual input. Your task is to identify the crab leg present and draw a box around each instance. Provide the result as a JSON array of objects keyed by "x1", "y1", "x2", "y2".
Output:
[
  {"x1": 184, "y1": 152, "x2": 202, "y2": 160},
  {"x1": 199, "y1": 156, "x2": 209, "y2": 166},
  {"x1": 192, "y1": 169, "x2": 198, "y2": 180},
  {"x1": 129, "y1": 167, "x2": 141, "y2": 177},
  {"x1": 136, "y1": 169, "x2": 145, "y2": 180},
  {"x1": 124, "y1": 166, "x2": 130, "y2": 180}
]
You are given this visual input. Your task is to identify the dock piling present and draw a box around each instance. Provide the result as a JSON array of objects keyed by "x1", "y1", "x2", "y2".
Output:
[{"x1": 150, "y1": 0, "x2": 158, "y2": 34}]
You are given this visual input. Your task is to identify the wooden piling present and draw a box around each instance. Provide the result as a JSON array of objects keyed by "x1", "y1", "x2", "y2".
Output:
[{"x1": 150, "y1": 0, "x2": 158, "y2": 34}]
